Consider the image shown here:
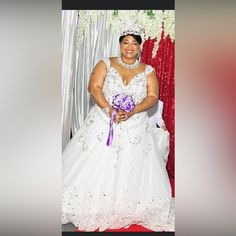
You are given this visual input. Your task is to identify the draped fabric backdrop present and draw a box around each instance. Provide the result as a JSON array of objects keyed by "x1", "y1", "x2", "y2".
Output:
[
  {"x1": 61, "y1": 10, "x2": 175, "y2": 196},
  {"x1": 72, "y1": 12, "x2": 120, "y2": 136},
  {"x1": 61, "y1": 10, "x2": 79, "y2": 151}
]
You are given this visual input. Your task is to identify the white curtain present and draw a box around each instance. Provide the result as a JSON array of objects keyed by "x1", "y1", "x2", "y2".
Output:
[
  {"x1": 62, "y1": 11, "x2": 121, "y2": 149},
  {"x1": 61, "y1": 10, "x2": 78, "y2": 151},
  {"x1": 71, "y1": 11, "x2": 120, "y2": 136}
]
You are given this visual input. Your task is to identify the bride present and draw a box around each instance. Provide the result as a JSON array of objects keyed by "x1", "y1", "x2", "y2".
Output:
[{"x1": 62, "y1": 25, "x2": 175, "y2": 232}]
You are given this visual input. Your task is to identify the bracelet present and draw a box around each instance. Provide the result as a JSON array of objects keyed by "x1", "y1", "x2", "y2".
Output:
[{"x1": 101, "y1": 107, "x2": 110, "y2": 117}]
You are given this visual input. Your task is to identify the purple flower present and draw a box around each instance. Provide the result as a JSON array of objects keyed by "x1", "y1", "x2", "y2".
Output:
[{"x1": 112, "y1": 93, "x2": 135, "y2": 112}]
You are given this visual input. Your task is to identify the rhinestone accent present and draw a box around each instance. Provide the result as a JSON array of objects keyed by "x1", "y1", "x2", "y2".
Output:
[{"x1": 117, "y1": 56, "x2": 140, "y2": 70}]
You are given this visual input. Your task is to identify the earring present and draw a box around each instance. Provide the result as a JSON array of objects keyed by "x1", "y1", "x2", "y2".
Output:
[{"x1": 137, "y1": 50, "x2": 141, "y2": 61}]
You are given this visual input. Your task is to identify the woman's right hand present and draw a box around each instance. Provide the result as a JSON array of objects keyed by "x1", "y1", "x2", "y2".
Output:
[
  {"x1": 115, "y1": 110, "x2": 129, "y2": 123},
  {"x1": 108, "y1": 107, "x2": 116, "y2": 118}
]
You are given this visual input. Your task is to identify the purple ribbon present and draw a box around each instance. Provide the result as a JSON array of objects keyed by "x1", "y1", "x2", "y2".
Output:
[
  {"x1": 106, "y1": 110, "x2": 116, "y2": 146},
  {"x1": 106, "y1": 93, "x2": 135, "y2": 146}
]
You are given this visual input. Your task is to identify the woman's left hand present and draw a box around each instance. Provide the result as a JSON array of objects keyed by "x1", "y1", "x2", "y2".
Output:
[{"x1": 117, "y1": 110, "x2": 135, "y2": 122}]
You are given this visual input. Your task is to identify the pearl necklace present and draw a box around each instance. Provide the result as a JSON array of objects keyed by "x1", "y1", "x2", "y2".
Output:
[{"x1": 117, "y1": 56, "x2": 140, "y2": 70}]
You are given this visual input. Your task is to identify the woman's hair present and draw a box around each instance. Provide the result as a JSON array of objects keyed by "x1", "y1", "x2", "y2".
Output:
[{"x1": 119, "y1": 34, "x2": 142, "y2": 45}]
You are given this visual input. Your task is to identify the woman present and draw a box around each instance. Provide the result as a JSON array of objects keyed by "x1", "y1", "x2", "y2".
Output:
[{"x1": 62, "y1": 27, "x2": 175, "y2": 232}]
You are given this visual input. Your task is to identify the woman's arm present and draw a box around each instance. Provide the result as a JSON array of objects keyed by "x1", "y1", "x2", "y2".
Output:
[
  {"x1": 122, "y1": 71, "x2": 159, "y2": 120},
  {"x1": 88, "y1": 60, "x2": 114, "y2": 116},
  {"x1": 133, "y1": 71, "x2": 159, "y2": 114}
]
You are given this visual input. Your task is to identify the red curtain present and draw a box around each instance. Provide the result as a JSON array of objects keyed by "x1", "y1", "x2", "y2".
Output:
[{"x1": 141, "y1": 32, "x2": 175, "y2": 197}]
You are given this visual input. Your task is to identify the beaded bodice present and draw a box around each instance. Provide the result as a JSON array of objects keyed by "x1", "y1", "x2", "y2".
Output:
[
  {"x1": 102, "y1": 57, "x2": 154, "y2": 106},
  {"x1": 91, "y1": 57, "x2": 156, "y2": 129}
]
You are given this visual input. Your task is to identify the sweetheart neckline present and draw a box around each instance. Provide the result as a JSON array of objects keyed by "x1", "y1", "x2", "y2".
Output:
[{"x1": 110, "y1": 66, "x2": 146, "y2": 87}]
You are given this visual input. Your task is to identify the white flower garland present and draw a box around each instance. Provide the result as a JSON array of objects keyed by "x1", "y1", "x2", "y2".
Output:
[
  {"x1": 163, "y1": 10, "x2": 175, "y2": 39},
  {"x1": 77, "y1": 10, "x2": 175, "y2": 58}
]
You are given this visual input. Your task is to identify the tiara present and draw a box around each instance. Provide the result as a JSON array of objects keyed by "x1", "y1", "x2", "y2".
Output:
[{"x1": 120, "y1": 23, "x2": 141, "y2": 36}]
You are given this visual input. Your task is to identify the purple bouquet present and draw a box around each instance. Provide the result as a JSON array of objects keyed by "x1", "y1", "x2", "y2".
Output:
[
  {"x1": 112, "y1": 93, "x2": 136, "y2": 112},
  {"x1": 106, "y1": 93, "x2": 136, "y2": 146}
]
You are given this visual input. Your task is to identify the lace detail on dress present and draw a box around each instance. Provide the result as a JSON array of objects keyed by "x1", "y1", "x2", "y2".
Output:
[
  {"x1": 101, "y1": 57, "x2": 111, "y2": 71},
  {"x1": 145, "y1": 65, "x2": 155, "y2": 75},
  {"x1": 62, "y1": 186, "x2": 175, "y2": 232}
]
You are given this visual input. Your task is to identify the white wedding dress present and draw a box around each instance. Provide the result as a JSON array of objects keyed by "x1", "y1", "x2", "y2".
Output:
[{"x1": 62, "y1": 58, "x2": 175, "y2": 232}]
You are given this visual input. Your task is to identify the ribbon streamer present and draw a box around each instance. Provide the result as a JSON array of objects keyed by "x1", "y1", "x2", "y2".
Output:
[
  {"x1": 106, "y1": 93, "x2": 135, "y2": 146},
  {"x1": 106, "y1": 110, "x2": 117, "y2": 146}
]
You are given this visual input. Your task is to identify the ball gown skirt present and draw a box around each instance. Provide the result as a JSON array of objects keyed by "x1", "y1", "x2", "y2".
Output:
[{"x1": 62, "y1": 105, "x2": 175, "y2": 231}]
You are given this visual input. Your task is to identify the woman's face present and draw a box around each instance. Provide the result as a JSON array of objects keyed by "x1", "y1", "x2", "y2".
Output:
[{"x1": 120, "y1": 35, "x2": 140, "y2": 60}]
